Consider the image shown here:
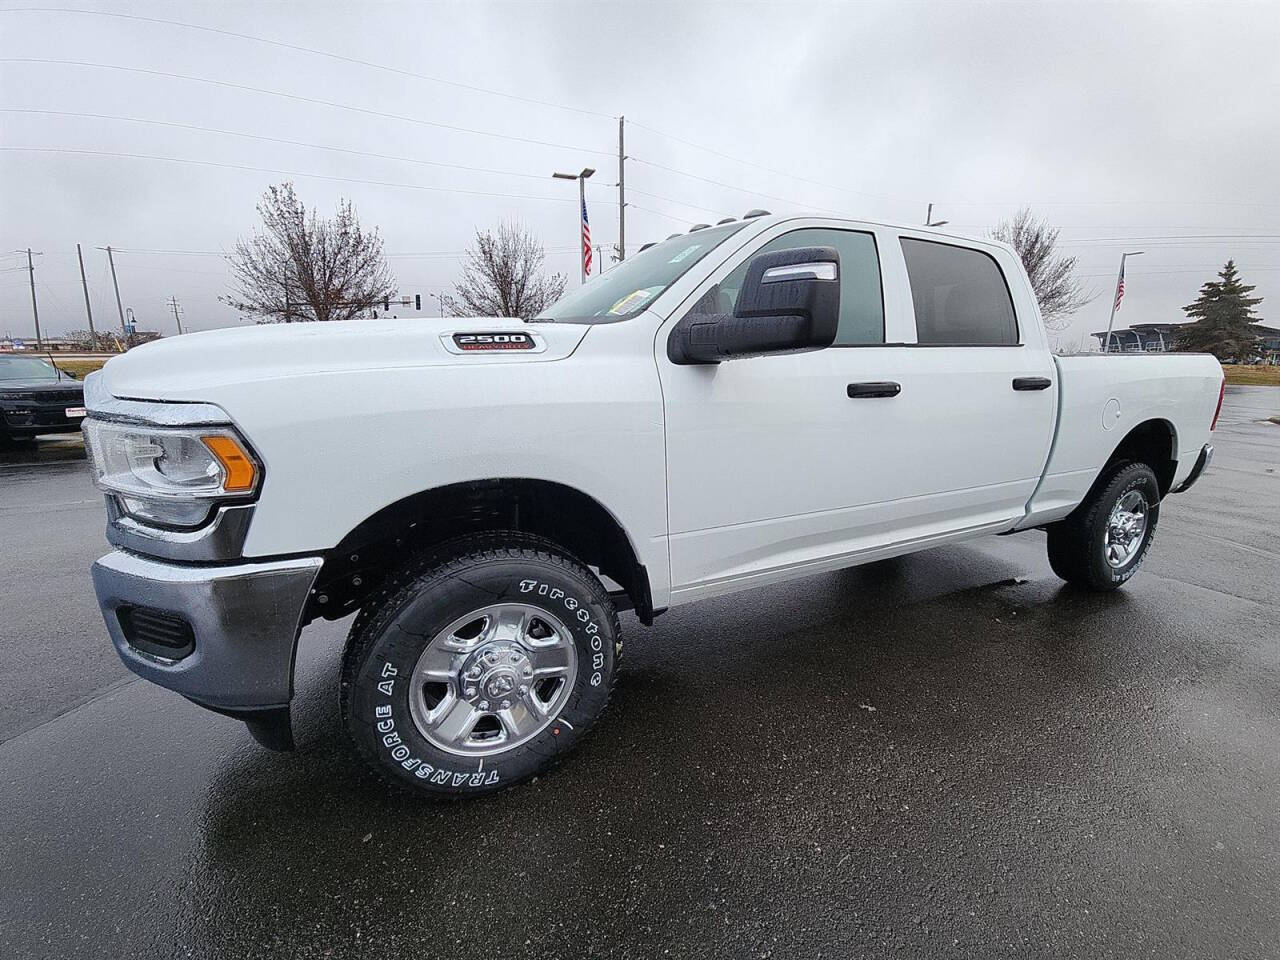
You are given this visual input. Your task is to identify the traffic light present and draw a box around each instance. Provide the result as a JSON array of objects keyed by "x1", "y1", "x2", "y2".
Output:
[{"x1": 415, "y1": 294, "x2": 421, "y2": 311}]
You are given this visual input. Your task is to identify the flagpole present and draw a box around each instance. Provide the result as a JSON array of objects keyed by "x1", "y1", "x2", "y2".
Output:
[
  {"x1": 552, "y1": 167, "x2": 594, "y2": 285},
  {"x1": 1103, "y1": 250, "x2": 1144, "y2": 353},
  {"x1": 579, "y1": 176, "x2": 587, "y2": 285}
]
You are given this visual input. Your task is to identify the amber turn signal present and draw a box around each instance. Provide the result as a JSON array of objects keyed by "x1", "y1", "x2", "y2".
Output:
[{"x1": 201, "y1": 434, "x2": 258, "y2": 493}]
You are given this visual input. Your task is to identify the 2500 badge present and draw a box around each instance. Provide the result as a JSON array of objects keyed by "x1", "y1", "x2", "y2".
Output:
[{"x1": 452, "y1": 332, "x2": 537, "y2": 351}]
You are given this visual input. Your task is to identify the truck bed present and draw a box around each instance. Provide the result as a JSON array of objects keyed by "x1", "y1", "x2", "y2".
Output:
[{"x1": 1020, "y1": 352, "x2": 1224, "y2": 528}]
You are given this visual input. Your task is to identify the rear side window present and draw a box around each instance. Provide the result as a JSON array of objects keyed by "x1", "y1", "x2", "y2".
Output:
[
  {"x1": 689, "y1": 228, "x2": 885, "y2": 345},
  {"x1": 900, "y1": 238, "x2": 1018, "y2": 345}
]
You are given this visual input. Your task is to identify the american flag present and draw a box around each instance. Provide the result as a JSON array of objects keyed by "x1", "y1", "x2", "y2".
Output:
[
  {"x1": 1114, "y1": 259, "x2": 1125, "y2": 311},
  {"x1": 581, "y1": 196, "x2": 592, "y2": 276}
]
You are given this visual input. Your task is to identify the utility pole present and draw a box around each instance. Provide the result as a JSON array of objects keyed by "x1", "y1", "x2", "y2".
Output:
[
  {"x1": 98, "y1": 245, "x2": 128, "y2": 336},
  {"x1": 617, "y1": 115, "x2": 626, "y2": 261},
  {"x1": 76, "y1": 243, "x2": 96, "y2": 341},
  {"x1": 429, "y1": 292, "x2": 447, "y2": 317},
  {"x1": 18, "y1": 248, "x2": 43, "y2": 350},
  {"x1": 167, "y1": 295, "x2": 184, "y2": 335}
]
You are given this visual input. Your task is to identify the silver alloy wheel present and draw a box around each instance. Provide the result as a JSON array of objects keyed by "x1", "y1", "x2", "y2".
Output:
[
  {"x1": 407, "y1": 603, "x2": 578, "y2": 757},
  {"x1": 1103, "y1": 489, "x2": 1149, "y2": 568}
]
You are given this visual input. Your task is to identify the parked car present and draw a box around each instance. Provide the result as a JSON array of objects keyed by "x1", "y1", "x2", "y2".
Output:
[
  {"x1": 0, "y1": 355, "x2": 85, "y2": 445},
  {"x1": 83, "y1": 213, "x2": 1224, "y2": 797}
]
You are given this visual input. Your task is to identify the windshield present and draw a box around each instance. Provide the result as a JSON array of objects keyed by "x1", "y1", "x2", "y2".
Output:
[
  {"x1": 0, "y1": 356, "x2": 61, "y2": 381},
  {"x1": 536, "y1": 221, "x2": 748, "y2": 323}
]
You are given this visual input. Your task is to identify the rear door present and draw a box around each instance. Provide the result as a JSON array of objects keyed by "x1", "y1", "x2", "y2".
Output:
[{"x1": 885, "y1": 232, "x2": 1058, "y2": 525}]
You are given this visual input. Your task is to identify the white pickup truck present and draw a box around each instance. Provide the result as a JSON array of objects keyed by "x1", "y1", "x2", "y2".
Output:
[{"x1": 85, "y1": 213, "x2": 1224, "y2": 797}]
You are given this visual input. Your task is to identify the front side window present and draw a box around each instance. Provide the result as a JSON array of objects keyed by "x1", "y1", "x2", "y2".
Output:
[
  {"x1": 900, "y1": 238, "x2": 1018, "y2": 346},
  {"x1": 535, "y1": 222, "x2": 747, "y2": 324},
  {"x1": 689, "y1": 227, "x2": 885, "y2": 345}
]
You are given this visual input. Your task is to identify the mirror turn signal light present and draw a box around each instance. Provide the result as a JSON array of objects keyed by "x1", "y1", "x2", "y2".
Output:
[{"x1": 200, "y1": 434, "x2": 258, "y2": 492}]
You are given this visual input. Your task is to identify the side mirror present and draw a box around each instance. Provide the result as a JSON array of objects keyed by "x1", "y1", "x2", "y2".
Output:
[{"x1": 668, "y1": 246, "x2": 841, "y2": 365}]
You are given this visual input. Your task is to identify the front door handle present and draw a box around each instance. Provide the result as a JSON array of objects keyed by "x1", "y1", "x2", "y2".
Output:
[
  {"x1": 847, "y1": 381, "x2": 901, "y2": 399},
  {"x1": 1012, "y1": 377, "x2": 1052, "y2": 391}
]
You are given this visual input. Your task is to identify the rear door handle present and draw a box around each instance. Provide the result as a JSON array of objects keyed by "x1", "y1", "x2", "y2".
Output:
[
  {"x1": 1012, "y1": 377, "x2": 1052, "y2": 391},
  {"x1": 847, "y1": 381, "x2": 901, "y2": 399}
]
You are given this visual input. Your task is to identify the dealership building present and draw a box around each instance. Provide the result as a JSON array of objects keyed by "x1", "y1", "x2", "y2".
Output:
[{"x1": 1092, "y1": 321, "x2": 1280, "y2": 358}]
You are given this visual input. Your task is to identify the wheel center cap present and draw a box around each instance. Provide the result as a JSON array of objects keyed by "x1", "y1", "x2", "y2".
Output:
[
  {"x1": 458, "y1": 641, "x2": 532, "y2": 705},
  {"x1": 483, "y1": 670, "x2": 517, "y2": 699}
]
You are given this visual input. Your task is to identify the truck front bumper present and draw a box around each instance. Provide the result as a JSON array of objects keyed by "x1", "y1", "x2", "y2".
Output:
[{"x1": 91, "y1": 551, "x2": 322, "y2": 749}]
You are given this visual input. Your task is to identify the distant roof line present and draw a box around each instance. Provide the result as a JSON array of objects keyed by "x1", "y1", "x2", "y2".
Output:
[{"x1": 1090, "y1": 321, "x2": 1280, "y2": 337}]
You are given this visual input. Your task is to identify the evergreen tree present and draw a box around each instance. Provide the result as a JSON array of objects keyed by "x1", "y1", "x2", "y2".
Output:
[{"x1": 1176, "y1": 260, "x2": 1264, "y2": 361}]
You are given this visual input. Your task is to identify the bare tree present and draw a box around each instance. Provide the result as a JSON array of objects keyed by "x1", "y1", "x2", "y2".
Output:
[
  {"x1": 991, "y1": 207, "x2": 1095, "y2": 331},
  {"x1": 444, "y1": 222, "x2": 567, "y2": 319},
  {"x1": 63, "y1": 329, "x2": 117, "y2": 352},
  {"x1": 223, "y1": 182, "x2": 397, "y2": 323}
]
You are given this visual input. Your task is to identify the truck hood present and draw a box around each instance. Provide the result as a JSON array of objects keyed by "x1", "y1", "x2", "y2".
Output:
[{"x1": 98, "y1": 317, "x2": 590, "y2": 401}]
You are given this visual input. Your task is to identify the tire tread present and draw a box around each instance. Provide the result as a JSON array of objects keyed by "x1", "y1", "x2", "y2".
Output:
[
  {"x1": 339, "y1": 530, "x2": 620, "y2": 798},
  {"x1": 1046, "y1": 460, "x2": 1159, "y2": 591}
]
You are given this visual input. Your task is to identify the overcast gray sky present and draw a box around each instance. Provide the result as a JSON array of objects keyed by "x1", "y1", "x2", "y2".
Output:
[{"x1": 2, "y1": 0, "x2": 1277, "y2": 347}]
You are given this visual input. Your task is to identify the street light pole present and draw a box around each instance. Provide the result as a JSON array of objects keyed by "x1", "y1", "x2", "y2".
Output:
[
  {"x1": 1103, "y1": 251, "x2": 1145, "y2": 353},
  {"x1": 552, "y1": 167, "x2": 595, "y2": 285}
]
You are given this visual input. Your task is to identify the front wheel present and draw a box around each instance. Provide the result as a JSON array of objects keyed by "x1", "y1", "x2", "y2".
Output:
[
  {"x1": 340, "y1": 532, "x2": 620, "y2": 798},
  {"x1": 1046, "y1": 461, "x2": 1161, "y2": 591}
]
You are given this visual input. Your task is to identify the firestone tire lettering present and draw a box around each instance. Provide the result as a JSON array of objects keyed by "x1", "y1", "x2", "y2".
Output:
[{"x1": 340, "y1": 532, "x2": 619, "y2": 798}]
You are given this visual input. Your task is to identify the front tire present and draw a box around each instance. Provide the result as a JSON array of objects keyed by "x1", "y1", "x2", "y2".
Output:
[
  {"x1": 1046, "y1": 461, "x2": 1161, "y2": 591},
  {"x1": 340, "y1": 532, "x2": 620, "y2": 798}
]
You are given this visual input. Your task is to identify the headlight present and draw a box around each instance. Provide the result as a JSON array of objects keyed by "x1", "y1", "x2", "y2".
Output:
[{"x1": 83, "y1": 419, "x2": 260, "y2": 528}]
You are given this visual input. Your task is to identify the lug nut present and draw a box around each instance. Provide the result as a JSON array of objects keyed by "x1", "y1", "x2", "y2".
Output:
[
  {"x1": 523, "y1": 667, "x2": 533, "y2": 677},
  {"x1": 479, "y1": 700, "x2": 489, "y2": 710},
  {"x1": 465, "y1": 687, "x2": 476, "y2": 697},
  {"x1": 519, "y1": 685, "x2": 528, "y2": 695},
  {"x1": 501, "y1": 699, "x2": 511, "y2": 709}
]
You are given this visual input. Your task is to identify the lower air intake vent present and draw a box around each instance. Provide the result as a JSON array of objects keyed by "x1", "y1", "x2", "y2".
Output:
[{"x1": 118, "y1": 606, "x2": 195, "y2": 660}]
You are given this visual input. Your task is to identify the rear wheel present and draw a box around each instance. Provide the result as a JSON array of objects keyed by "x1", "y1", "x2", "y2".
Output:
[
  {"x1": 340, "y1": 531, "x2": 620, "y2": 798},
  {"x1": 1047, "y1": 461, "x2": 1161, "y2": 591}
]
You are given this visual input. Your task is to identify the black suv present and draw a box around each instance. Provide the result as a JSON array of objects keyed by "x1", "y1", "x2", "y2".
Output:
[{"x1": 0, "y1": 355, "x2": 86, "y2": 445}]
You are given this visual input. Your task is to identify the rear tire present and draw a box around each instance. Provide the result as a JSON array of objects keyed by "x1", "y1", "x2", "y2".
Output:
[
  {"x1": 1047, "y1": 461, "x2": 1161, "y2": 591},
  {"x1": 340, "y1": 531, "x2": 620, "y2": 798}
]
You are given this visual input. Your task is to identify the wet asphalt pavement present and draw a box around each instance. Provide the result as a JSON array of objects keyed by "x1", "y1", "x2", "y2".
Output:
[{"x1": 2, "y1": 388, "x2": 1278, "y2": 959}]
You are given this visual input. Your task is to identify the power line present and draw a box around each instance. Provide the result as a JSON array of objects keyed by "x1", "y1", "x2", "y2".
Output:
[
  {"x1": 627, "y1": 119, "x2": 911, "y2": 206},
  {"x1": 616, "y1": 203, "x2": 694, "y2": 226},
  {"x1": 0, "y1": 146, "x2": 590, "y2": 202},
  {"x1": 3, "y1": 110, "x2": 699, "y2": 225},
  {"x1": 0, "y1": 7, "x2": 615, "y2": 120},
  {"x1": 621, "y1": 187, "x2": 734, "y2": 220},
  {"x1": 629, "y1": 155, "x2": 848, "y2": 217},
  {"x1": 3, "y1": 144, "x2": 701, "y2": 228},
  {"x1": 0, "y1": 58, "x2": 614, "y2": 157},
  {"x1": 629, "y1": 120, "x2": 1280, "y2": 212},
  {"x1": 8, "y1": 12, "x2": 1275, "y2": 220},
  {"x1": 1, "y1": 108, "x2": 618, "y2": 186}
]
